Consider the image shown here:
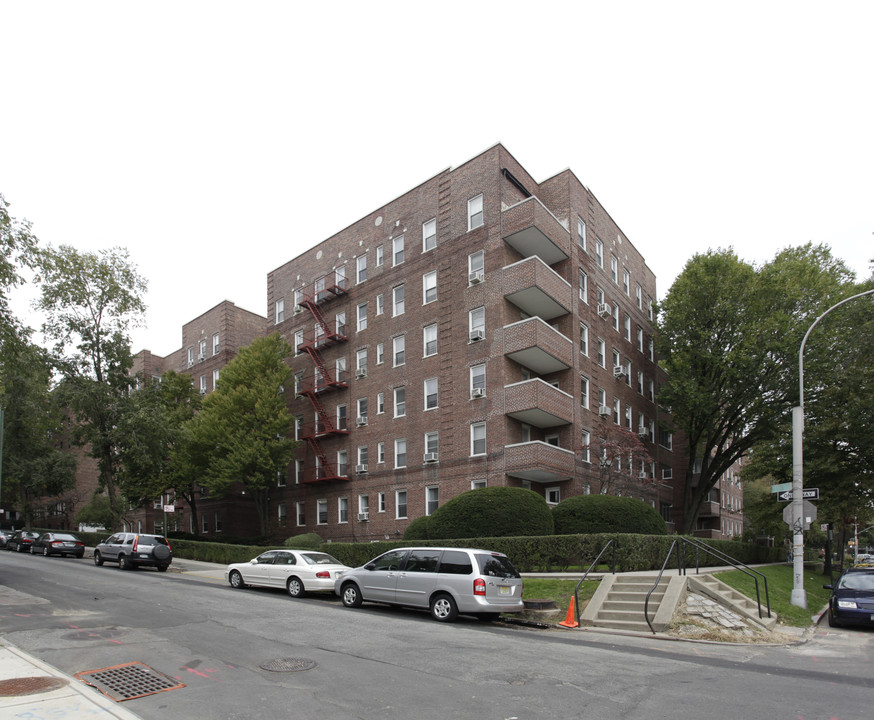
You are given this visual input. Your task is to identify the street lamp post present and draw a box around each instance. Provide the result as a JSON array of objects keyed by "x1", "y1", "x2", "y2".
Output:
[{"x1": 792, "y1": 288, "x2": 874, "y2": 608}]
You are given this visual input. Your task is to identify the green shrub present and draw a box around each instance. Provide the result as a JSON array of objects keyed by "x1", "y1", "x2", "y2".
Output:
[
  {"x1": 403, "y1": 515, "x2": 431, "y2": 540},
  {"x1": 552, "y1": 494, "x2": 668, "y2": 536},
  {"x1": 427, "y1": 487, "x2": 554, "y2": 540},
  {"x1": 284, "y1": 532, "x2": 323, "y2": 550}
]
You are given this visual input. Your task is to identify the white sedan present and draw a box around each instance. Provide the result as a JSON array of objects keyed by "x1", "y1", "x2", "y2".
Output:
[{"x1": 225, "y1": 549, "x2": 351, "y2": 597}]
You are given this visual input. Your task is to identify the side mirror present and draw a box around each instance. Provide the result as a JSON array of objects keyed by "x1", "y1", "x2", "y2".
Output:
[
  {"x1": 364, "y1": 563, "x2": 375, "y2": 571},
  {"x1": 250, "y1": 559, "x2": 258, "y2": 565}
]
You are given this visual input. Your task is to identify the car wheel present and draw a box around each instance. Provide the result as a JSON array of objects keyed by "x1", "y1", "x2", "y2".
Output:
[
  {"x1": 430, "y1": 593, "x2": 458, "y2": 622},
  {"x1": 156, "y1": 564, "x2": 168, "y2": 572},
  {"x1": 286, "y1": 576, "x2": 305, "y2": 598},
  {"x1": 118, "y1": 554, "x2": 133, "y2": 570},
  {"x1": 341, "y1": 582, "x2": 363, "y2": 608},
  {"x1": 228, "y1": 570, "x2": 246, "y2": 589},
  {"x1": 43, "y1": 546, "x2": 50, "y2": 557},
  {"x1": 828, "y1": 610, "x2": 840, "y2": 628},
  {"x1": 94, "y1": 551, "x2": 104, "y2": 566},
  {"x1": 29, "y1": 545, "x2": 36, "y2": 554}
]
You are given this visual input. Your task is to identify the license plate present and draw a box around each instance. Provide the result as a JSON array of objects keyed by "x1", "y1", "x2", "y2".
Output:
[{"x1": 499, "y1": 586, "x2": 511, "y2": 595}]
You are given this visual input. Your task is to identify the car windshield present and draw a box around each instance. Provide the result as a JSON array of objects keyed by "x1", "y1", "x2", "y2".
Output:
[
  {"x1": 838, "y1": 573, "x2": 874, "y2": 591},
  {"x1": 475, "y1": 553, "x2": 521, "y2": 579},
  {"x1": 301, "y1": 552, "x2": 342, "y2": 565}
]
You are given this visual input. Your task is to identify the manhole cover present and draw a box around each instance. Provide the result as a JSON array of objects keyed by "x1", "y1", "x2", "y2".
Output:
[
  {"x1": 75, "y1": 662, "x2": 185, "y2": 702},
  {"x1": 0, "y1": 677, "x2": 68, "y2": 697},
  {"x1": 259, "y1": 657, "x2": 317, "y2": 673}
]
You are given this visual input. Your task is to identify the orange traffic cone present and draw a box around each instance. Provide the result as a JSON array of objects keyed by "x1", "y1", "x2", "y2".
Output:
[{"x1": 558, "y1": 596, "x2": 579, "y2": 628}]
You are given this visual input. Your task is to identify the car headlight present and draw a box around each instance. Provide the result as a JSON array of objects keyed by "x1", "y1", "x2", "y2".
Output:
[{"x1": 837, "y1": 599, "x2": 858, "y2": 609}]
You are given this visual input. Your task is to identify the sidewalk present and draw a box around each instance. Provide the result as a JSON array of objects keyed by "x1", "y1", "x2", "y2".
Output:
[{"x1": 0, "y1": 641, "x2": 144, "y2": 719}]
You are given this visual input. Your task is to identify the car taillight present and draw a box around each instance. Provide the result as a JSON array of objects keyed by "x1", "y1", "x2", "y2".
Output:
[
  {"x1": 316, "y1": 571, "x2": 330, "y2": 579},
  {"x1": 132, "y1": 537, "x2": 139, "y2": 552},
  {"x1": 474, "y1": 578, "x2": 486, "y2": 596},
  {"x1": 52, "y1": 541, "x2": 62, "y2": 547},
  {"x1": 165, "y1": 540, "x2": 171, "y2": 551}
]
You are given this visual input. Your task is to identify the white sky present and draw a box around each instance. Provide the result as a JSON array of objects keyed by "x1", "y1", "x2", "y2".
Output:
[{"x1": 2, "y1": 1, "x2": 872, "y2": 357}]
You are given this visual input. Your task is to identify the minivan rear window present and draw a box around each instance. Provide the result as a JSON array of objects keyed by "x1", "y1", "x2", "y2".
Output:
[{"x1": 475, "y1": 554, "x2": 520, "y2": 579}]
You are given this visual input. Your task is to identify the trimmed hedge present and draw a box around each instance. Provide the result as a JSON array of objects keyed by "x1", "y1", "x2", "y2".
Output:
[
  {"x1": 552, "y1": 495, "x2": 668, "y2": 536},
  {"x1": 426, "y1": 487, "x2": 554, "y2": 539},
  {"x1": 402, "y1": 515, "x2": 431, "y2": 540}
]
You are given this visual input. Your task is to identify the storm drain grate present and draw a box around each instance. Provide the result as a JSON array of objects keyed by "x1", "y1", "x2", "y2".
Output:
[
  {"x1": 0, "y1": 677, "x2": 68, "y2": 697},
  {"x1": 259, "y1": 657, "x2": 317, "y2": 673},
  {"x1": 75, "y1": 662, "x2": 185, "y2": 702}
]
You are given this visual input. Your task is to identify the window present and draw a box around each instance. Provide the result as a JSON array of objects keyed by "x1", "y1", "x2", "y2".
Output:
[
  {"x1": 599, "y1": 387, "x2": 607, "y2": 410},
  {"x1": 470, "y1": 364, "x2": 485, "y2": 396},
  {"x1": 336, "y1": 404, "x2": 347, "y2": 431},
  {"x1": 423, "y1": 218, "x2": 437, "y2": 252},
  {"x1": 426, "y1": 486, "x2": 439, "y2": 515},
  {"x1": 394, "y1": 439, "x2": 407, "y2": 468},
  {"x1": 356, "y1": 303, "x2": 367, "y2": 332},
  {"x1": 200, "y1": 375, "x2": 207, "y2": 394},
  {"x1": 393, "y1": 335, "x2": 405, "y2": 366},
  {"x1": 624, "y1": 313, "x2": 631, "y2": 341},
  {"x1": 337, "y1": 450, "x2": 348, "y2": 477},
  {"x1": 471, "y1": 422, "x2": 486, "y2": 456},
  {"x1": 580, "y1": 376, "x2": 590, "y2": 409},
  {"x1": 638, "y1": 370, "x2": 644, "y2": 395},
  {"x1": 577, "y1": 216, "x2": 587, "y2": 251},
  {"x1": 358, "y1": 494, "x2": 370, "y2": 516},
  {"x1": 424, "y1": 377, "x2": 438, "y2": 410},
  {"x1": 338, "y1": 497, "x2": 348, "y2": 524},
  {"x1": 357, "y1": 397, "x2": 367, "y2": 421},
  {"x1": 637, "y1": 327, "x2": 644, "y2": 352},
  {"x1": 396, "y1": 490, "x2": 408, "y2": 519},
  {"x1": 612, "y1": 303, "x2": 620, "y2": 331},
  {"x1": 659, "y1": 430, "x2": 673, "y2": 451},
  {"x1": 469, "y1": 250, "x2": 484, "y2": 275},
  {"x1": 356, "y1": 348, "x2": 367, "y2": 374},
  {"x1": 275, "y1": 298, "x2": 285, "y2": 324},
  {"x1": 649, "y1": 338, "x2": 655, "y2": 362},
  {"x1": 199, "y1": 339, "x2": 207, "y2": 359},
  {"x1": 317, "y1": 499, "x2": 328, "y2": 525},
  {"x1": 296, "y1": 501, "x2": 305, "y2": 527},
  {"x1": 649, "y1": 378, "x2": 655, "y2": 402},
  {"x1": 376, "y1": 293, "x2": 384, "y2": 315},
  {"x1": 376, "y1": 245, "x2": 384, "y2": 266},
  {"x1": 595, "y1": 238, "x2": 604, "y2": 268},
  {"x1": 581, "y1": 430, "x2": 591, "y2": 463},
  {"x1": 625, "y1": 405, "x2": 633, "y2": 429},
  {"x1": 377, "y1": 391, "x2": 384, "y2": 414},
  {"x1": 392, "y1": 284, "x2": 405, "y2": 316},
  {"x1": 294, "y1": 288, "x2": 304, "y2": 309},
  {"x1": 394, "y1": 386, "x2": 406, "y2": 417},
  {"x1": 610, "y1": 255, "x2": 618, "y2": 283},
  {"x1": 546, "y1": 487, "x2": 560, "y2": 505},
  {"x1": 623, "y1": 269, "x2": 630, "y2": 296},
  {"x1": 648, "y1": 297, "x2": 654, "y2": 321},
  {"x1": 597, "y1": 286, "x2": 605, "y2": 307},
  {"x1": 613, "y1": 397, "x2": 621, "y2": 425},
  {"x1": 212, "y1": 333, "x2": 220, "y2": 355},
  {"x1": 294, "y1": 330, "x2": 303, "y2": 354},
  {"x1": 579, "y1": 268, "x2": 588, "y2": 302},
  {"x1": 423, "y1": 323, "x2": 437, "y2": 356},
  {"x1": 469, "y1": 306, "x2": 485, "y2": 333},
  {"x1": 423, "y1": 271, "x2": 437, "y2": 304},
  {"x1": 597, "y1": 338, "x2": 606, "y2": 368},
  {"x1": 357, "y1": 446, "x2": 368, "y2": 466},
  {"x1": 392, "y1": 235, "x2": 405, "y2": 266},
  {"x1": 378, "y1": 492, "x2": 386, "y2": 512},
  {"x1": 468, "y1": 194, "x2": 483, "y2": 230},
  {"x1": 636, "y1": 283, "x2": 642, "y2": 309},
  {"x1": 471, "y1": 479, "x2": 487, "y2": 490},
  {"x1": 377, "y1": 442, "x2": 385, "y2": 464},
  {"x1": 356, "y1": 254, "x2": 367, "y2": 284},
  {"x1": 579, "y1": 323, "x2": 589, "y2": 356},
  {"x1": 376, "y1": 342, "x2": 384, "y2": 365},
  {"x1": 425, "y1": 431, "x2": 439, "y2": 455}
]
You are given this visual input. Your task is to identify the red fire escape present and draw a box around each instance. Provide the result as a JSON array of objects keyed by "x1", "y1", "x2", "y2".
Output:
[{"x1": 297, "y1": 275, "x2": 350, "y2": 483}]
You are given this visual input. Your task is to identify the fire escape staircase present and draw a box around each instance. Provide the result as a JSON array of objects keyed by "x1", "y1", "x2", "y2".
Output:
[{"x1": 297, "y1": 278, "x2": 350, "y2": 483}]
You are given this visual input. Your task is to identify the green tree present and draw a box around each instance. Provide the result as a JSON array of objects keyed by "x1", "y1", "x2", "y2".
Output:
[
  {"x1": 0, "y1": 338, "x2": 76, "y2": 528},
  {"x1": 190, "y1": 334, "x2": 298, "y2": 536},
  {"x1": 35, "y1": 244, "x2": 147, "y2": 525},
  {"x1": 585, "y1": 418, "x2": 654, "y2": 498},
  {"x1": 657, "y1": 244, "x2": 854, "y2": 534},
  {"x1": 0, "y1": 194, "x2": 39, "y2": 342}
]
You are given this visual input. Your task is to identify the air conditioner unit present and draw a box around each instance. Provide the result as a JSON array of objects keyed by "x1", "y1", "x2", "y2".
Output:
[
  {"x1": 356, "y1": 416, "x2": 368, "y2": 427},
  {"x1": 639, "y1": 471, "x2": 649, "y2": 479},
  {"x1": 355, "y1": 464, "x2": 368, "y2": 474},
  {"x1": 293, "y1": 306, "x2": 303, "y2": 315},
  {"x1": 357, "y1": 512, "x2": 369, "y2": 521},
  {"x1": 469, "y1": 270, "x2": 484, "y2": 285},
  {"x1": 356, "y1": 368, "x2": 367, "y2": 378},
  {"x1": 638, "y1": 427, "x2": 649, "y2": 438},
  {"x1": 597, "y1": 303, "x2": 610, "y2": 318},
  {"x1": 598, "y1": 405, "x2": 611, "y2": 417},
  {"x1": 197, "y1": 353, "x2": 205, "y2": 362},
  {"x1": 469, "y1": 329, "x2": 485, "y2": 342},
  {"x1": 423, "y1": 452, "x2": 439, "y2": 463},
  {"x1": 471, "y1": 388, "x2": 486, "y2": 398},
  {"x1": 187, "y1": 359, "x2": 195, "y2": 368},
  {"x1": 613, "y1": 366, "x2": 627, "y2": 379}
]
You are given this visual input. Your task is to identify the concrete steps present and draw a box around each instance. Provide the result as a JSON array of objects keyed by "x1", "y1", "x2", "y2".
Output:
[
  {"x1": 687, "y1": 573, "x2": 777, "y2": 630},
  {"x1": 580, "y1": 574, "x2": 686, "y2": 633}
]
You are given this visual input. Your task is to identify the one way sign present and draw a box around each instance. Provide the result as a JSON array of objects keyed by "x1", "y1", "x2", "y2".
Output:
[{"x1": 776, "y1": 488, "x2": 820, "y2": 501}]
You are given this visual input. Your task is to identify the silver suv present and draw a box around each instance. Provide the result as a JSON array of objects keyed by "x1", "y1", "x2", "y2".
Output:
[
  {"x1": 94, "y1": 532, "x2": 173, "y2": 571},
  {"x1": 335, "y1": 546, "x2": 524, "y2": 622}
]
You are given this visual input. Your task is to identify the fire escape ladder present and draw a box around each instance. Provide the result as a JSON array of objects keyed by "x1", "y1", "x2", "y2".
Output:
[
  {"x1": 305, "y1": 437, "x2": 335, "y2": 480},
  {"x1": 303, "y1": 345, "x2": 333, "y2": 388},
  {"x1": 302, "y1": 390, "x2": 335, "y2": 435}
]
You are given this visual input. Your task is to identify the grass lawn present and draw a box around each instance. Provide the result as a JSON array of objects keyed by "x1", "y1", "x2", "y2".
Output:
[
  {"x1": 714, "y1": 563, "x2": 832, "y2": 627},
  {"x1": 521, "y1": 578, "x2": 600, "y2": 618}
]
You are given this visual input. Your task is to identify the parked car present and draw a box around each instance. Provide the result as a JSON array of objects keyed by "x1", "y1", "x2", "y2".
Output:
[
  {"x1": 335, "y1": 546, "x2": 524, "y2": 622},
  {"x1": 0, "y1": 530, "x2": 10, "y2": 548},
  {"x1": 824, "y1": 565, "x2": 874, "y2": 627},
  {"x1": 226, "y1": 549, "x2": 351, "y2": 597},
  {"x1": 31, "y1": 532, "x2": 86, "y2": 558},
  {"x1": 5, "y1": 530, "x2": 40, "y2": 553},
  {"x1": 94, "y1": 532, "x2": 172, "y2": 571}
]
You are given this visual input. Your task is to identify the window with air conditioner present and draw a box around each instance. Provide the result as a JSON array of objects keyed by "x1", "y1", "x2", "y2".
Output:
[{"x1": 470, "y1": 364, "x2": 485, "y2": 398}]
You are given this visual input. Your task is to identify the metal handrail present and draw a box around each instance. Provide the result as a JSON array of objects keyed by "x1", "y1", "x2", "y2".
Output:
[
  {"x1": 570, "y1": 540, "x2": 616, "y2": 626},
  {"x1": 643, "y1": 536, "x2": 772, "y2": 634}
]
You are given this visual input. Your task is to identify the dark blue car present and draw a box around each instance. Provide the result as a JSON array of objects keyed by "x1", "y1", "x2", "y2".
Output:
[{"x1": 824, "y1": 566, "x2": 874, "y2": 628}]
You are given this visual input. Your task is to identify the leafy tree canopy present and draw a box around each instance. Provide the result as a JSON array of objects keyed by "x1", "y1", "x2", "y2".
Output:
[{"x1": 0, "y1": 194, "x2": 39, "y2": 342}]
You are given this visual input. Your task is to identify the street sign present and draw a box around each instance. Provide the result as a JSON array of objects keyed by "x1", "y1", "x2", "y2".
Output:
[
  {"x1": 163, "y1": 504, "x2": 175, "y2": 513},
  {"x1": 771, "y1": 482, "x2": 793, "y2": 494},
  {"x1": 784, "y1": 500, "x2": 818, "y2": 531},
  {"x1": 776, "y1": 488, "x2": 820, "y2": 502}
]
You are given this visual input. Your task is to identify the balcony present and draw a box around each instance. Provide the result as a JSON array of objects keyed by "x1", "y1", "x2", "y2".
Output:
[
  {"x1": 300, "y1": 417, "x2": 349, "y2": 439},
  {"x1": 502, "y1": 256, "x2": 571, "y2": 321},
  {"x1": 697, "y1": 500, "x2": 721, "y2": 518},
  {"x1": 503, "y1": 317, "x2": 573, "y2": 374},
  {"x1": 504, "y1": 441, "x2": 575, "y2": 484},
  {"x1": 502, "y1": 197, "x2": 570, "y2": 265},
  {"x1": 504, "y1": 378, "x2": 574, "y2": 428}
]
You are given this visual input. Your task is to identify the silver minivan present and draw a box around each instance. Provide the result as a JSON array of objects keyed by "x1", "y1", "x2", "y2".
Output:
[{"x1": 334, "y1": 547, "x2": 524, "y2": 622}]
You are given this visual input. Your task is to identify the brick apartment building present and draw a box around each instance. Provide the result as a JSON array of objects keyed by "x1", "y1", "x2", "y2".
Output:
[{"x1": 26, "y1": 144, "x2": 745, "y2": 541}]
